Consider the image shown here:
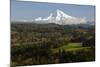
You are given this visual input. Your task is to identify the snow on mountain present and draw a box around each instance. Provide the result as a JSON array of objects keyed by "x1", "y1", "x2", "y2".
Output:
[
  {"x1": 35, "y1": 17, "x2": 42, "y2": 21},
  {"x1": 42, "y1": 13, "x2": 53, "y2": 21},
  {"x1": 34, "y1": 9, "x2": 87, "y2": 25}
]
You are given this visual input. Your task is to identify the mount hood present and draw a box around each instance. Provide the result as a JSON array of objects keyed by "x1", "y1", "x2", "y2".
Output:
[{"x1": 34, "y1": 9, "x2": 87, "y2": 25}]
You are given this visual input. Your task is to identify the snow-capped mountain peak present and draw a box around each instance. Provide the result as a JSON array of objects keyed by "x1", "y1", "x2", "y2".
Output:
[
  {"x1": 56, "y1": 9, "x2": 61, "y2": 21},
  {"x1": 34, "y1": 9, "x2": 87, "y2": 25},
  {"x1": 42, "y1": 13, "x2": 53, "y2": 21},
  {"x1": 56, "y1": 9, "x2": 72, "y2": 18}
]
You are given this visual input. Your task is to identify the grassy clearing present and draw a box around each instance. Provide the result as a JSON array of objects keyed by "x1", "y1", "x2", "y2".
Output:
[
  {"x1": 61, "y1": 43, "x2": 82, "y2": 48},
  {"x1": 52, "y1": 43, "x2": 91, "y2": 53},
  {"x1": 64, "y1": 47, "x2": 91, "y2": 51}
]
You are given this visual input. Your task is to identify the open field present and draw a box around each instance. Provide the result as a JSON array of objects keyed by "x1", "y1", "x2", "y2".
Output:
[{"x1": 52, "y1": 43, "x2": 91, "y2": 53}]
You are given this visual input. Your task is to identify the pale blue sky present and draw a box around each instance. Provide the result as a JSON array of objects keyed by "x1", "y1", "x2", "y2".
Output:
[{"x1": 11, "y1": 0, "x2": 95, "y2": 22}]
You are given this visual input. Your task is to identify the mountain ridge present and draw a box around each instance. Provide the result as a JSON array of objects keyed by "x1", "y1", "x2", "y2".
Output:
[{"x1": 34, "y1": 9, "x2": 87, "y2": 25}]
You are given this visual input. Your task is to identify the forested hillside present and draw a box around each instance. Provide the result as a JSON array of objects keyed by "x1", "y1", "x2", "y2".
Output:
[{"x1": 11, "y1": 22, "x2": 95, "y2": 66}]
